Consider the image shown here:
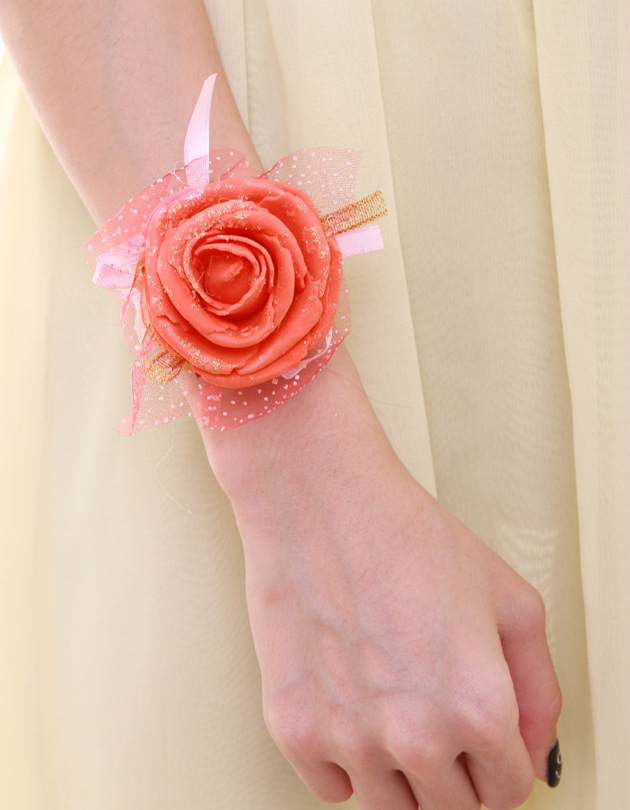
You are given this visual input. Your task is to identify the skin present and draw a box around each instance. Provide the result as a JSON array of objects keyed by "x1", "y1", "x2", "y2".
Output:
[
  {"x1": 0, "y1": 2, "x2": 561, "y2": 807},
  {"x1": 204, "y1": 348, "x2": 561, "y2": 810}
]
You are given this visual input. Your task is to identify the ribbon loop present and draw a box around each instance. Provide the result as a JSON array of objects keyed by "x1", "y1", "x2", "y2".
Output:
[{"x1": 184, "y1": 73, "x2": 217, "y2": 188}]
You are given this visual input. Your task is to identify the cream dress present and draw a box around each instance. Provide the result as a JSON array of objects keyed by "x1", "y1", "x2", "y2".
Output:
[{"x1": 1, "y1": 2, "x2": 629, "y2": 808}]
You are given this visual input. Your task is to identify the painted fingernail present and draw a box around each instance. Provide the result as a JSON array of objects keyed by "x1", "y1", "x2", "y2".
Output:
[{"x1": 547, "y1": 739, "x2": 562, "y2": 788}]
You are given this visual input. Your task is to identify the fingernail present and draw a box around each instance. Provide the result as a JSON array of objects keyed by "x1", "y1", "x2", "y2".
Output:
[{"x1": 547, "y1": 739, "x2": 562, "y2": 788}]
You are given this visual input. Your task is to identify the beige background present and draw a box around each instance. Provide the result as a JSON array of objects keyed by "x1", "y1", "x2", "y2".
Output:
[{"x1": 2, "y1": 1, "x2": 629, "y2": 807}]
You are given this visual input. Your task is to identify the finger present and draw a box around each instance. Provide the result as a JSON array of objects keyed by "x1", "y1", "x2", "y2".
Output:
[
  {"x1": 405, "y1": 755, "x2": 480, "y2": 810},
  {"x1": 292, "y1": 761, "x2": 354, "y2": 804},
  {"x1": 499, "y1": 587, "x2": 562, "y2": 782},
  {"x1": 465, "y1": 723, "x2": 535, "y2": 810},
  {"x1": 351, "y1": 769, "x2": 418, "y2": 810},
  {"x1": 450, "y1": 641, "x2": 536, "y2": 809}
]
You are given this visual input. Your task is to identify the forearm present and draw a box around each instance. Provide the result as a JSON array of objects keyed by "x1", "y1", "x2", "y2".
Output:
[
  {"x1": 0, "y1": 0, "x2": 261, "y2": 224},
  {"x1": 0, "y1": 0, "x2": 376, "y2": 501},
  {"x1": 201, "y1": 344, "x2": 387, "y2": 515},
  {"x1": 0, "y1": 0, "x2": 370, "y2": 492}
]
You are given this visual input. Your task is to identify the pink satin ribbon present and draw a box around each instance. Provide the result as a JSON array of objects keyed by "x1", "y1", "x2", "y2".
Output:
[{"x1": 182, "y1": 74, "x2": 383, "y2": 260}]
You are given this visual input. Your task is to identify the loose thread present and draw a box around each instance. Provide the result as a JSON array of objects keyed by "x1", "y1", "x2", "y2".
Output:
[
  {"x1": 324, "y1": 367, "x2": 414, "y2": 411},
  {"x1": 94, "y1": 288, "x2": 123, "y2": 353},
  {"x1": 154, "y1": 422, "x2": 194, "y2": 521}
]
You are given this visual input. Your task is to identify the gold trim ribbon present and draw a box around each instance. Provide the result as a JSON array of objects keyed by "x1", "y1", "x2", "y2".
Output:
[{"x1": 321, "y1": 190, "x2": 388, "y2": 237}]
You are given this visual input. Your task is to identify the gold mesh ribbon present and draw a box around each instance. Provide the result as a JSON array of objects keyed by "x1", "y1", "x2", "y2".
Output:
[
  {"x1": 141, "y1": 326, "x2": 189, "y2": 384},
  {"x1": 133, "y1": 259, "x2": 146, "y2": 290},
  {"x1": 321, "y1": 190, "x2": 388, "y2": 236},
  {"x1": 145, "y1": 349, "x2": 188, "y2": 384},
  {"x1": 132, "y1": 190, "x2": 387, "y2": 389}
]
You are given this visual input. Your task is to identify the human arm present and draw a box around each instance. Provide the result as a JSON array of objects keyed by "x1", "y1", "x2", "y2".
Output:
[
  {"x1": 0, "y1": 0, "x2": 262, "y2": 225},
  {"x1": 203, "y1": 343, "x2": 562, "y2": 810},
  {"x1": 0, "y1": 2, "x2": 561, "y2": 807}
]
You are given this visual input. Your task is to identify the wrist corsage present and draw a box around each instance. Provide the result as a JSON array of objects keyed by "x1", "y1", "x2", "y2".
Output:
[{"x1": 84, "y1": 75, "x2": 387, "y2": 433}]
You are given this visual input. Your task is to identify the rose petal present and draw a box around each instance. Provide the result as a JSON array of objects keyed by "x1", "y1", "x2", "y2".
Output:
[
  {"x1": 260, "y1": 182, "x2": 332, "y2": 290},
  {"x1": 151, "y1": 206, "x2": 308, "y2": 348},
  {"x1": 149, "y1": 318, "x2": 257, "y2": 375},
  {"x1": 302, "y1": 238, "x2": 344, "y2": 349},
  {"x1": 189, "y1": 240, "x2": 271, "y2": 315},
  {"x1": 141, "y1": 176, "x2": 342, "y2": 386},
  {"x1": 154, "y1": 238, "x2": 285, "y2": 347},
  {"x1": 239, "y1": 277, "x2": 323, "y2": 374}
]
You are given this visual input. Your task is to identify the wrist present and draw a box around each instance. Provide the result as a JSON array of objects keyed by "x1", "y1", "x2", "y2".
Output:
[{"x1": 200, "y1": 346, "x2": 384, "y2": 504}]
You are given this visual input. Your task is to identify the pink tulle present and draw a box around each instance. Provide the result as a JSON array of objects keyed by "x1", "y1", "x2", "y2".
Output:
[{"x1": 83, "y1": 75, "x2": 383, "y2": 434}]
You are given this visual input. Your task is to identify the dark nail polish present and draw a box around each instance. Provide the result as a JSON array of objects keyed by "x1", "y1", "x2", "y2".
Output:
[{"x1": 547, "y1": 739, "x2": 562, "y2": 788}]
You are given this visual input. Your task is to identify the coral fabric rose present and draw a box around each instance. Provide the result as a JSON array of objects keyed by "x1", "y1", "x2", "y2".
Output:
[
  {"x1": 85, "y1": 147, "x2": 380, "y2": 434},
  {"x1": 141, "y1": 177, "x2": 343, "y2": 388},
  {"x1": 85, "y1": 75, "x2": 386, "y2": 433}
]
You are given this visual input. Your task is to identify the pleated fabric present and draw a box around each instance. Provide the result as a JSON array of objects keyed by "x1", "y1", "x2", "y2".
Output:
[{"x1": 1, "y1": 1, "x2": 628, "y2": 808}]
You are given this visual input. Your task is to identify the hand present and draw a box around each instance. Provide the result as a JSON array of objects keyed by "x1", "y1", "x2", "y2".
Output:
[{"x1": 203, "y1": 347, "x2": 562, "y2": 810}]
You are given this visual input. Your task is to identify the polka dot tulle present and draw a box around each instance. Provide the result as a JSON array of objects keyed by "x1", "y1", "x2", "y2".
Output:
[{"x1": 84, "y1": 148, "x2": 359, "y2": 434}]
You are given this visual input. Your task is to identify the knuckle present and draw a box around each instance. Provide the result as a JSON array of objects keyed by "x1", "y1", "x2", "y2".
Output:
[
  {"x1": 395, "y1": 742, "x2": 441, "y2": 774},
  {"x1": 328, "y1": 721, "x2": 373, "y2": 772},
  {"x1": 456, "y1": 676, "x2": 518, "y2": 752},
  {"x1": 516, "y1": 588, "x2": 547, "y2": 637},
  {"x1": 389, "y1": 724, "x2": 445, "y2": 774},
  {"x1": 264, "y1": 700, "x2": 321, "y2": 762},
  {"x1": 492, "y1": 774, "x2": 536, "y2": 810}
]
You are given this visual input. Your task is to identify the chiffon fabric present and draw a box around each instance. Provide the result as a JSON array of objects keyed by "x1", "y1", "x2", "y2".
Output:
[{"x1": 1, "y1": 2, "x2": 629, "y2": 808}]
